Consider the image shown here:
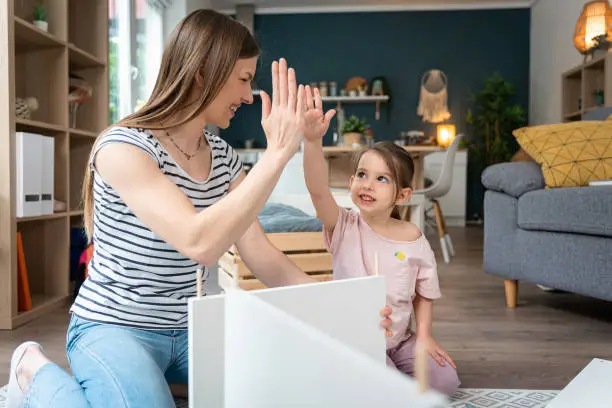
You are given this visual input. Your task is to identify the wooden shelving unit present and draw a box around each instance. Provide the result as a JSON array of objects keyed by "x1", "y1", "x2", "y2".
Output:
[
  {"x1": 562, "y1": 52, "x2": 612, "y2": 122},
  {"x1": 0, "y1": 0, "x2": 108, "y2": 329}
]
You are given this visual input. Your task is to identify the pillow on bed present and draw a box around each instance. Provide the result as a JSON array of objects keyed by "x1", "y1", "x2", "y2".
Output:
[{"x1": 258, "y1": 203, "x2": 323, "y2": 233}]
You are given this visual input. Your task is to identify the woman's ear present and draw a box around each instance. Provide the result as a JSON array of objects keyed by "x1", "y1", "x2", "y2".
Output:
[
  {"x1": 195, "y1": 69, "x2": 205, "y2": 89},
  {"x1": 395, "y1": 187, "x2": 412, "y2": 206}
]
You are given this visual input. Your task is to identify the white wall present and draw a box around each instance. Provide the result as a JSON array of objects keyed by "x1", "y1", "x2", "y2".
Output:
[
  {"x1": 163, "y1": 0, "x2": 213, "y2": 39},
  {"x1": 529, "y1": 0, "x2": 585, "y2": 125}
]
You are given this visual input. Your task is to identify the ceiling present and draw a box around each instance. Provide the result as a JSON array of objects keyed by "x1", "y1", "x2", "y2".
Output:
[{"x1": 213, "y1": 0, "x2": 533, "y2": 14}]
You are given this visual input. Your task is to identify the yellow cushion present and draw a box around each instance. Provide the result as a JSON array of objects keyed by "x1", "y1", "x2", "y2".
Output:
[{"x1": 513, "y1": 121, "x2": 612, "y2": 188}]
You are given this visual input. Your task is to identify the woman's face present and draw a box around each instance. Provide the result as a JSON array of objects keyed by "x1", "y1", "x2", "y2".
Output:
[{"x1": 202, "y1": 57, "x2": 258, "y2": 128}]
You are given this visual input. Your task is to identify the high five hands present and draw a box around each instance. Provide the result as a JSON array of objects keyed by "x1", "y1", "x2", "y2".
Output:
[
  {"x1": 259, "y1": 58, "x2": 336, "y2": 155},
  {"x1": 260, "y1": 58, "x2": 390, "y2": 336}
]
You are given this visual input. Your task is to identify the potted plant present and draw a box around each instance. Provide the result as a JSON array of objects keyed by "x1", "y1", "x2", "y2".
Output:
[
  {"x1": 465, "y1": 73, "x2": 526, "y2": 219},
  {"x1": 33, "y1": 4, "x2": 47, "y2": 32},
  {"x1": 466, "y1": 73, "x2": 526, "y2": 169},
  {"x1": 341, "y1": 115, "x2": 368, "y2": 147}
]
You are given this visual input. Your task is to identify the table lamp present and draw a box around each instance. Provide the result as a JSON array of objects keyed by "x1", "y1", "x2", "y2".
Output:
[
  {"x1": 574, "y1": 1, "x2": 612, "y2": 58},
  {"x1": 436, "y1": 124, "x2": 456, "y2": 147}
]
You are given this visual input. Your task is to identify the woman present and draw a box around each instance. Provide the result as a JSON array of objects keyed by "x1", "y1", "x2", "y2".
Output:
[{"x1": 7, "y1": 9, "x2": 391, "y2": 408}]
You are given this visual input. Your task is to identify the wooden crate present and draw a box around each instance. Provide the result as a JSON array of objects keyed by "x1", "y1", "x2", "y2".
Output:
[{"x1": 218, "y1": 232, "x2": 333, "y2": 290}]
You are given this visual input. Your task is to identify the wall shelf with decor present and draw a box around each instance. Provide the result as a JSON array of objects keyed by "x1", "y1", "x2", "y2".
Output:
[
  {"x1": 252, "y1": 90, "x2": 389, "y2": 118},
  {"x1": 562, "y1": 53, "x2": 612, "y2": 122},
  {"x1": 0, "y1": 0, "x2": 108, "y2": 330}
]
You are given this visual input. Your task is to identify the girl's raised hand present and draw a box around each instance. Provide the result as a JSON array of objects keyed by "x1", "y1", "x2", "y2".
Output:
[
  {"x1": 303, "y1": 85, "x2": 336, "y2": 142},
  {"x1": 259, "y1": 58, "x2": 305, "y2": 160}
]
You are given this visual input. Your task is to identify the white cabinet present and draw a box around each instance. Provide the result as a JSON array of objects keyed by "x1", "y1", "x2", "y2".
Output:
[{"x1": 423, "y1": 150, "x2": 467, "y2": 226}]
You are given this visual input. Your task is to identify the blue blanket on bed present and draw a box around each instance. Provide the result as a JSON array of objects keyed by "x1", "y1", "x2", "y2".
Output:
[{"x1": 258, "y1": 203, "x2": 323, "y2": 233}]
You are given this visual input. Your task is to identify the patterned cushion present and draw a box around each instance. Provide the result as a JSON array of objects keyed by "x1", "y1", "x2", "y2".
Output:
[{"x1": 513, "y1": 121, "x2": 612, "y2": 188}]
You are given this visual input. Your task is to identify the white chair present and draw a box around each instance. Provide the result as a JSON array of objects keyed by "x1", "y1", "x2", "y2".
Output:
[{"x1": 410, "y1": 133, "x2": 464, "y2": 264}]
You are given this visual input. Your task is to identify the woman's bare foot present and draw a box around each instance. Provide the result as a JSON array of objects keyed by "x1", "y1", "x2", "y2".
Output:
[
  {"x1": 16, "y1": 344, "x2": 50, "y2": 391},
  {"x1": 7, "y1": 342, "x2": 49, "y2": 408}
]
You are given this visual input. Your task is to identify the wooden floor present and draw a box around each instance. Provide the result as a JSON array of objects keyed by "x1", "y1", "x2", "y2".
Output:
[{"x1": 2, "y1": 226, "x2": 612, "y2": 390}]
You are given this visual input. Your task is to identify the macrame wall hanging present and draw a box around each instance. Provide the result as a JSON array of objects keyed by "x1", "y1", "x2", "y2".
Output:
[{"x1": 417, "y1": 69, "x2": 451, "y2": 123}]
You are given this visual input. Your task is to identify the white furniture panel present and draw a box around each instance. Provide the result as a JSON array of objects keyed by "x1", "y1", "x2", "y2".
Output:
[
  {"x1": 223, "y1": 289, "x2": 447, "y2": 408},
  {"x1": 423, "y1": 150, "x2": 467, "y2": 226},
  {"x1": 548, "y1": 358, "x2": 612, "y2": 408},
  {"x1": 188, "y1": 276, "x2": 390, "y2": 407}
]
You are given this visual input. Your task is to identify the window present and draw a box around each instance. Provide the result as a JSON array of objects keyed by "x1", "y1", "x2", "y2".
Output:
[{"x1": 109, "y1": 0, "x2": 166, "y2": 124}]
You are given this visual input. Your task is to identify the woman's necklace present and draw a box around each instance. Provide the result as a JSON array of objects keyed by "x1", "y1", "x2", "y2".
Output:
[{"x1": 164, "y1": 129, "x2": 204, "y2": 160}]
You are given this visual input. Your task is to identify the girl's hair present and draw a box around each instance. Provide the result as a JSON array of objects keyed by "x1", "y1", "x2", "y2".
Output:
[
  {"x1": 352, "y1": 141, "x2": 415, "y2": 219},
  {"x1": 81, "y1": 9, "x2": 260, "y2": 242}
]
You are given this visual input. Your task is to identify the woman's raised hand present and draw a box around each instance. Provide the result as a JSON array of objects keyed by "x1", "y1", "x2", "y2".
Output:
[{"x1": 260, "y1": 58, "x2": 305, "y2": 160}]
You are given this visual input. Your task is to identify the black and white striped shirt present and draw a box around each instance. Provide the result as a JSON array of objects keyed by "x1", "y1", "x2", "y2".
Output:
[{"x1": 70, "y1": 126, "x2": 243, "y2": 329}]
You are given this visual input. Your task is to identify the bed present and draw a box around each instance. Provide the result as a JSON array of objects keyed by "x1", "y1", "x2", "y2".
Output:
[{"x1": 218, "y1": 203, "x2": 333, "y2": 290}]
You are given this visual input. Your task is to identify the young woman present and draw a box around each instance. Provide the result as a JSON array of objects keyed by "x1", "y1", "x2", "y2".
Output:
[{"x1": 6, "y1": 10, "x2": 391, "y2": 408}]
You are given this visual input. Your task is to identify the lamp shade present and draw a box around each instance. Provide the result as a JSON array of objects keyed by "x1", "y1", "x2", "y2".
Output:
[
  {"x1": 574, "y1": 0, "x2": 612, "y2": 54},
  {"x1": 436, "y1": 124, "x2": 455, "y2": 147}
]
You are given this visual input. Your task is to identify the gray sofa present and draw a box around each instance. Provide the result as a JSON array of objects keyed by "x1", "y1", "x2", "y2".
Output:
[{"x1": 481, "y1": 161, "x2": 612, "y2": 307}]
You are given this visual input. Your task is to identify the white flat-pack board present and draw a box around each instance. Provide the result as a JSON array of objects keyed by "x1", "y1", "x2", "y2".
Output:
[
  {"x1": 223, "y1": 289, "x2": 448, "y2": 408},
  {"x1": 188, "y1": 276, "x2": 390, "y2": 407},
  {"x1": 547, "y1": 358, "x2": 612, "y2": 408}
]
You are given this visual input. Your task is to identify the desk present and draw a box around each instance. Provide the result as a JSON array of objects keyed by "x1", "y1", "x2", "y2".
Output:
[
  {"x1": 237, "y1": 145, "x2": 443, "y2": 189},
  {"x1": 236, "y1": 145, "x2": 445, "y2": 231}
]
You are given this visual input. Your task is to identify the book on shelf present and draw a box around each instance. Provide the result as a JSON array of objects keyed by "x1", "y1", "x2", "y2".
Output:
[{"x1": 17, "y1": 232, "x2": 31, "y2": 312}]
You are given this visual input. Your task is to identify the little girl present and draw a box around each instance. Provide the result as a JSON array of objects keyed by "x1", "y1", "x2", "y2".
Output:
[{"x1": 301, "y1": 86, "x2": 460, "y2": 397}]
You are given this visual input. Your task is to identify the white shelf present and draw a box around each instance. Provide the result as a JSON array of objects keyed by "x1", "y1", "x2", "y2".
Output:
[
  {"x1": 322, "y1": 95, "x2": 389, "y2": 103},
  {"x1": 251, "y1": 90, "x2": 389, "y2": 104}
]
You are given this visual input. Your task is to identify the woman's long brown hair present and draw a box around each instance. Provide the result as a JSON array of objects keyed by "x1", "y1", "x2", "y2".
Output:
[{"x1": 82, "y1": 10, "x2": 260, "y2": 242}]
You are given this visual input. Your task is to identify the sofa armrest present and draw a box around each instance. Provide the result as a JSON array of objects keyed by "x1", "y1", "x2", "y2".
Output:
[{"x1": 481, "y1": 162, "x2": 545, "y2": 198}]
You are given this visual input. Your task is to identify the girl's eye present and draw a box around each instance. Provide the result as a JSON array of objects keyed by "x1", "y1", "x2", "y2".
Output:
[
  {"x1": 356, "y1": 171, "x2": 366, "y2": 178},
  {"x1": 378, "y1": 176, "x2": 388, "y2": 182}
]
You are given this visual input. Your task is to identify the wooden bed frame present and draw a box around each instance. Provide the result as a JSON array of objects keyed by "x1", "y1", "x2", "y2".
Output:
[{"x1": 218, "y1": 231, "x2": 333, "y2": 290}]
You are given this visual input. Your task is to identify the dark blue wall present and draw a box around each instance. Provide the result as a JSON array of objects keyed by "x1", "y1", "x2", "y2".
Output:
[
  {"x1": 221, "y1": 8, "x2": 530, "y2": 220},
  {"x1": 221, "y1": 8, "x2": 530, "y2": 149}
]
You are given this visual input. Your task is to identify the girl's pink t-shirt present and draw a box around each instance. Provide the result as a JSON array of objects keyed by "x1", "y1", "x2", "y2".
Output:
[{"x1": 324, "y1": 208, "x2": 441, "y2": 349}]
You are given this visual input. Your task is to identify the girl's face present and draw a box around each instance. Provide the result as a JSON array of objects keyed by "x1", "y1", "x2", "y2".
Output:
[
  {"x1": 349, "y1": 151, "x2": 412, "y2": 217},
  {"x1": 201, "y1": 57, "x2": 258, "y2": 128}
]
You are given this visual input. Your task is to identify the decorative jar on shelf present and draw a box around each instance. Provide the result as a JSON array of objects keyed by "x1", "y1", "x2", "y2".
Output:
[
  {"x1": 330, "y1": 81, "x2": 338, "y2": 96},
  {"x1": 319, "y1": 81, "x2": 328, "y2": 97}
]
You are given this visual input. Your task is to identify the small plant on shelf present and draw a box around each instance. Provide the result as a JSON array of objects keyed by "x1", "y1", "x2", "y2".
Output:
[
  {"x1": 341, "y1": 115, "x2": 367, "y2": 134},
  {"x1": 33, "y1": 3, "x2": 48, "y2": 32},
  {"x1": 594, "y1": 89, "x2": 605, "y2": 106},
  {"x1": 341, "y1": 115, "x2": 368, "y2": 147}
]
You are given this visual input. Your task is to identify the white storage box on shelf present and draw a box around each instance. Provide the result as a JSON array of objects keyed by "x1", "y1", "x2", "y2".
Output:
[{"x1": 15, "y1": 132, "x2": 54, "y2": 218}]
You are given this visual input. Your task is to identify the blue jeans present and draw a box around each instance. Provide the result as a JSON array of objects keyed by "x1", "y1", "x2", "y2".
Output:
[{"x1": 23, "y1": 314, "x2": 188, "y2": 407}]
